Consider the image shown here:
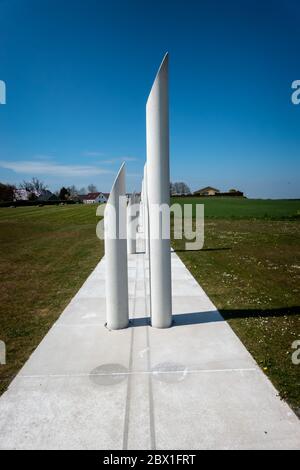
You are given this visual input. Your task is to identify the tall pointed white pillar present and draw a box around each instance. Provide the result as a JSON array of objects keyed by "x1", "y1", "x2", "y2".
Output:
[
  {"x1": 105, "y1": 163, "x2": 129, "y2": 330},
  {"x1": 146, "y1": 53, "x2": 172, "y2": 328}
]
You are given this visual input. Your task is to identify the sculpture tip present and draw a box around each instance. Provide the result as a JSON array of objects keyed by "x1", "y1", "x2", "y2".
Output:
[
  {"x1": 146, "y1": 53, "x2": 169, "y2": 107},
  {"x1": 156, "y1": 52, "x2": 169, "y2": 76},
  {"x1": 108, "y1": 162, "x2": 126, "y2": 202}
]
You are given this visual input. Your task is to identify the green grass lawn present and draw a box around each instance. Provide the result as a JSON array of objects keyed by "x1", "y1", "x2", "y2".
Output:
[
  {"x1": 0, "y1": 204, "x2": 103, "y2": 395},
  {"x1": 172, "y1": 196, "x2": 300, "y2": 219},
  {"x1": 171, "y1": 197, "x2": 300, "y2": 416}
]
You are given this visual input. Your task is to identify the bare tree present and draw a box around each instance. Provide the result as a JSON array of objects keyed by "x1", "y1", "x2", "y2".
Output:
[
  {"x1": 87, "y1": 184, "x2": 97, "y2": 193},
  {"x1": 170, "y1": 182, "x2": 176, "y2": 196},
  {"x1": 68, "y1": 185, "x2": 79, "y2": 198},
  {"x1": 182, "y1": 182, "x2": 191, "y2": 195},
  {"x1": 0, "y1": 183, "x2": 15, "y2": 202},
  {"x1": 173, "y1": 182, "x2": 191, "y2": 195},
  {"x1": 20, "y1": 177, "x2": 48, "y2": 194},
  {"x1": 59, "y1": 187, "x2": 70, "y2": 200}
]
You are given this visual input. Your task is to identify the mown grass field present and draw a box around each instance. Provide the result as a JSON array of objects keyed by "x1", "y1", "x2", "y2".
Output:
[
  {"x1": 0, "y1": 204, "x2": 103, "y2": 395},
  {"x1": 0, "y1": 198, "x2": 299, "y2": 417},
  {"x1": 171, "y1": 197, "x2": 300, "y2": 416},
  {"x1": 172, "y1": 196, "x2": 300, "y2": 219}
]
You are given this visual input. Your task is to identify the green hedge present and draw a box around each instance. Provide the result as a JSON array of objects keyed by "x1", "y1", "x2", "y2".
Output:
[{"x1": 0, "y1": 200, "x2": 79, "y2": 208}]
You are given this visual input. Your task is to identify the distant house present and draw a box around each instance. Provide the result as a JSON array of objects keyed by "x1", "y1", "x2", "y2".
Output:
[
  {"x1": 125, "y1": 192, "x2": 142, "y2": 202},
  {"x1": 193, "y1": 186, "x2": 244, "y2": 197},
  {"x1": 126, "y1": 193, "x2": 136, "y2": 201},
  {"x1": 37, "y1": 190, "x2": 58, "y2": 202},
  {"x1": 13, "y1": 188, "x2": 58, "y2": 202},
  {"x1": 193, "y1": 186, "x2": 220, "y2": 196},
  {"x1": 14, "y1": 189, "x2": 30, "y2": 201},
  {"x1": 81, "y1": 192, "x2": 107, "y2": 204}
]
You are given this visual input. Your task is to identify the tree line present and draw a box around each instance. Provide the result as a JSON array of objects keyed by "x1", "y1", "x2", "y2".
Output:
[
  {"x1": 0, "y1": 178, "x2": 99, "y2": 202},
  {"x1": 0, "y1": 177, "x2": 192, "y2": 203},
  {"x1": 170, "y1": 182, "x2": 191, "y2": 195}
]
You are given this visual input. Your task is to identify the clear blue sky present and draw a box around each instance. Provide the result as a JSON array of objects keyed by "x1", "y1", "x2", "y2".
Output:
[{"x1": 0, "y1": 0, "x2": 299, "y2": 197}]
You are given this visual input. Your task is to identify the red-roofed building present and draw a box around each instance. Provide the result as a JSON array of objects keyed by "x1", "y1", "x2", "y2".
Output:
[{"x1": 81, "y1": 192, "x2": 107, "y2": 204}]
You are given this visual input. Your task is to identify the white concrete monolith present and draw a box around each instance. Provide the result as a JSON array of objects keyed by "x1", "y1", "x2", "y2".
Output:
[
  {"x1": 127, "y1": 192, "x2": 137, "y2": 254},
  {"x1": 143, "y1": 164, "x2": 150, "y2": 256},
  {"x1": 146, "y1": 53, "x2": 172, "y2": 328},
  {"x1": 139, "y1": 179, "x2": 144, "y2": 233},
  {"x1": 105, "y1": 163, "x2": 129, "y2": 330}
]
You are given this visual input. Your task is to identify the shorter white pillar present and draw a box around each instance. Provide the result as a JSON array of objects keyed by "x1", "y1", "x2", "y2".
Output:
[
  {"x1": 127, "y1": 193, "x2": 137, "y2": 254},
  {"x1": 105, "y1": 163, "x2": 129, "y2": 330},
  {"x1": 143, "y1": 164, "x2": 150, "y2": 256},
  {"x1": 140, "y1": 179, "x2": 144, "y2": 233}
]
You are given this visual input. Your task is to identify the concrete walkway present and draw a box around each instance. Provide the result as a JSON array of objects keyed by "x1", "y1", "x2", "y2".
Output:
[{"x1": 0, "y1": 242, "x2": 299, "y2": 449}]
